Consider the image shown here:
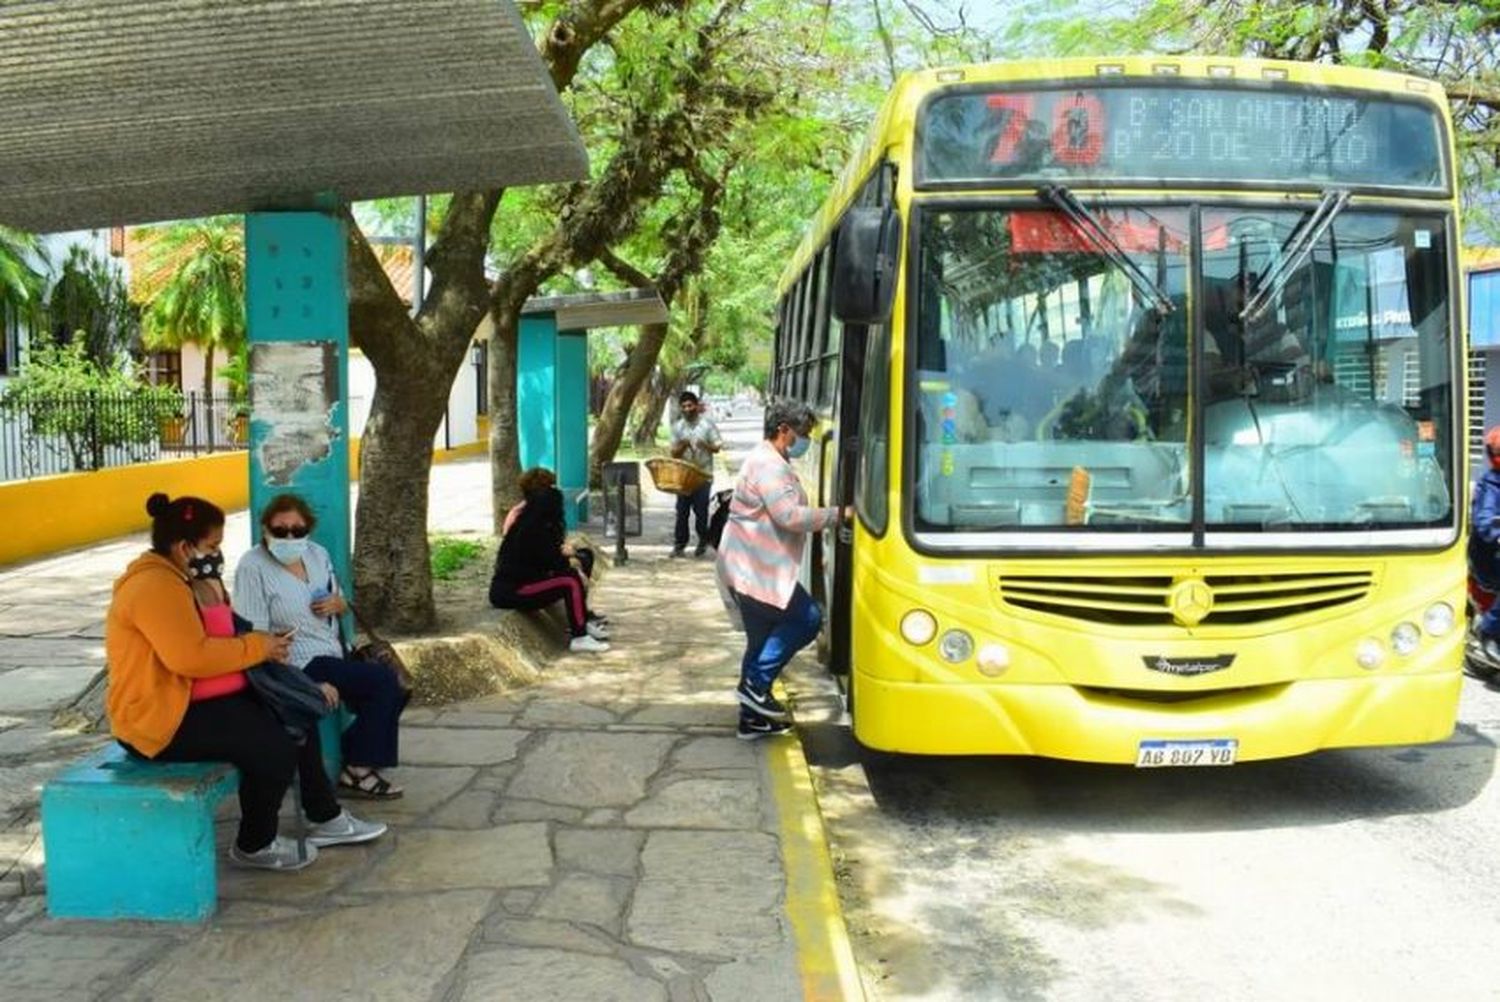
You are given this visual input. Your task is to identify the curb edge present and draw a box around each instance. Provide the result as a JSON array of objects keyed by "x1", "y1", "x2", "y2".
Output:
[{"x1": 767, "y1": 732, "x2": 867, "y2": 1002}]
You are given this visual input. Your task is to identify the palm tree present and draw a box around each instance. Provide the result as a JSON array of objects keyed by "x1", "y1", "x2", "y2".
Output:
[
  {"x1": 139, "y1": 219, "x2": 245, "y2": 439},
  {"x1": 0, "y1": 224, "x2": 45, "y2": 328}
]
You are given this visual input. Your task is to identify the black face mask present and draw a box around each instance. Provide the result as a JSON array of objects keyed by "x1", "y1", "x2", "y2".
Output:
[{"x1": 187, "y1": 551, "x2": 225, "y2": 581}]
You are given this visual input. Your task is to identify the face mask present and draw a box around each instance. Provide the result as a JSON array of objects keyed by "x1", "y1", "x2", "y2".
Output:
[
  {"x1": 187, "y1": 550, "x2": 224, "y2": 581},
  {"x1": 268, "y1": 538, "x2": 309, "y2": 564},
  {"x1": 786, "y1": 433, "x2": 811, "y2": 459}
]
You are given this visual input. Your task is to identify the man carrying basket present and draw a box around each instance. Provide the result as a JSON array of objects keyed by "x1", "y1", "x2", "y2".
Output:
[{"x1": 669, "y1": 390, "x2": 723, "y2": 558}]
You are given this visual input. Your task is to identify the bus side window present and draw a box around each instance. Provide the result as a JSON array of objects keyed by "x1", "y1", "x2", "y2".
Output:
[{"x1": 856, "y1": 321, "x2": 892, "y2": 534}]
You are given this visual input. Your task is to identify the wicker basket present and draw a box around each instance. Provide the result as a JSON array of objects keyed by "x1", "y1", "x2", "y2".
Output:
[{"x1": 645, "y1": 457, "x2": 711, "y2": 497}]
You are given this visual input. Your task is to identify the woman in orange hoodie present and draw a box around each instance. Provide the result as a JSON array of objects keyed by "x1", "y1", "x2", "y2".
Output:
[{"x1": 107, "y1": 493, "x2": 384, "y2": 872}]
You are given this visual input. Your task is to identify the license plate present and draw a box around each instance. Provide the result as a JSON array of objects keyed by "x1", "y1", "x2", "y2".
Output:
[{"x1": 1135, "y1": 739, "x2": 1238, "y2": 768}]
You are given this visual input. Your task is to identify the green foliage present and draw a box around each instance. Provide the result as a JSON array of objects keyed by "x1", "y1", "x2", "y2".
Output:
[
  {"x1": 0, "y1": 225, "x2": 45, "y2": 319},
  {"x1": 0, "y1": 337, "x2": 183, "y2": 471},
  {"x1": 47, "y1": 244, "x2": 138, "y2": 367},
  {"x1": 429, "y1": 535, "x2": 487, "y2": 580}
]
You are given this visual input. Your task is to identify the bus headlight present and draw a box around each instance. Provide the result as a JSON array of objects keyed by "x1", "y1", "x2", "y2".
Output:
[
  {"x1": 1355, "y1": 638, "x2": 1386, "y2": 670},
  {"x1": 1423, "y1": 602, "x2": 1455, "y2": 637},
  {"x1": 1390, "y1": 622, "x2": 1421, "y2": 657},
  {"x1": 900, "y1": 610, "x2": 937, "y2": 646},
  {"x1": 939, "y1": 629, "x2": 974, "y2": 663},
  {"x1": 977, "y1": 643, "x2": 1011, "y2": 676}
]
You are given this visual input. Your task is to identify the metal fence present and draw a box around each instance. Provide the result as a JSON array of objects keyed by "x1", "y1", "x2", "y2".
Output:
[{"x1": 0, "y1": 390, "x2": 248, "y2": 482}]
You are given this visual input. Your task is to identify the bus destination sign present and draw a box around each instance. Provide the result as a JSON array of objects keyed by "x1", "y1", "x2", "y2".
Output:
[{"x1": 920, "y1": 84, "x2": 1445, "y2": 191}]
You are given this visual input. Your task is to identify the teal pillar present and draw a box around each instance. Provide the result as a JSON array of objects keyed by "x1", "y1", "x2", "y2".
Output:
[
  {"x1": 244, "y1": 212, "x2": 352, "y2": 589},
  {"x1": 516, "y1": 312, "x2": 588, "y2": 528},
  {"x1": 556, "y1": 330, "x2": 588, "y2": 526},
  {"x1": 517, "y1": 312, "x2": 558, "y2": 473}
]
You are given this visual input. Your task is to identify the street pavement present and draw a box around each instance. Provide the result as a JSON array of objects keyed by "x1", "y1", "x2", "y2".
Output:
[
  {"x1": 0, "y1": 411, "x2": 858, "y2": 1001},
  {"x1": 789, "y1": 652, "x2": 1500, "y2": 1001}
]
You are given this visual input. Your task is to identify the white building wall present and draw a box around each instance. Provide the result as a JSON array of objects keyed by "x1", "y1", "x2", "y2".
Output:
[{"x1": 346, "y1": 345, "x2": 482, "y2": 451}]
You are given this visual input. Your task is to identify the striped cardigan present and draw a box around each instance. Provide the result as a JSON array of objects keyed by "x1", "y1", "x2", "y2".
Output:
[{"x1": 716, "y1": 440, "x2": 838, "y2": 610}]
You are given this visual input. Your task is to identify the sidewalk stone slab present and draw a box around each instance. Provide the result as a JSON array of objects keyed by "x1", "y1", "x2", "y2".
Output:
[
  {"x1": 400, "y1": 726, "x2": 526, "y2": 766},
  {"x1": 671, "y1": 736, "x2": 757, "y2": 772},
  {"x1": 515, "y1": 700, "x2": 618, "y2": 728},
  {"x1": 354, "y1": 823, "x2": 552, "y2": 892},
  {"x1": 706, "y1": 947, "x2": 804, "y2": 1002},
  {"x1": 459, "y1": 947, "x2": 667, "y2": 1002},
  {"x1": 123, "y1": 890, "x2": 492, "y2": 1001},
  {"x1": 627, "y1": 702, "x2": 737, "y2": 728},
  {"x1": 506, "y1": 732, "x2": 676, "y2": 807},
  {"x1": 555, "y1": 827, "x2": 645, "y2": 877},
  {"x1": 0, "y1": 666, "x2": 101, "y2": 712},
  {"x1": 627, "y1": 831, "x2": 784, "y2": 957},
  {"x1": 533, "y1": 872, "x2": 632, "y2": 932},
  {"x1": 496, "y1": 798, "x2": 586, "y2": 823},
  {"x1": 0, "y1": 931, "x2": 163, "y2": 1002},
  {"x1": 0, "y1": 637, "x2": 108, "y2": 668},
  {"x1": 481, "y1": 916, "x2": 617, "y2": 955},
  {"x1": 427, "y1": 789, "x2": 500, "y2": 829},
  {"x1": 436, "y1": 710, "x2": 516, "y2": 728},
  {"x1": 624, "y1": 777, "x2": 761, "y2": 829}
]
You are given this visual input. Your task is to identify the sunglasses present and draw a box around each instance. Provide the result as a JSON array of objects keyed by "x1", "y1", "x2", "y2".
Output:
[{"x1": 267, "y1": 525, "x2": 310, "y2": 539}]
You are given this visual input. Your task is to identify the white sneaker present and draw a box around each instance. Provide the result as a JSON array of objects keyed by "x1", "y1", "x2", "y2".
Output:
[
  {"x1": 586, "y1": 620, "x2": 611, "y2": 641},
  {"x1": 229, "y1": 835, "x2": 317, "y2": 871},
  {"x1": 570, "y1": 634, "x2": 611, "y2": 653},
  {"x1": 306, "y1": 809, "x2": 387, "y2": 847}
]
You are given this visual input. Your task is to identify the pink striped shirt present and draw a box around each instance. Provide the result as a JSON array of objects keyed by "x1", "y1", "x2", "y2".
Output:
[{"x1": 716, "y1": 440, "x2": 838, "y2": 609}]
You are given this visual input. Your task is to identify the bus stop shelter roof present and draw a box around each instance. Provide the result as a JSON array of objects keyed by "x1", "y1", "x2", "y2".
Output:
[
  {"x1": 522, "y1": 289, "x2": 670, "y2": 332},
  {"x1": 0, "y1": 0, "x2": 589, "y2": 233}
]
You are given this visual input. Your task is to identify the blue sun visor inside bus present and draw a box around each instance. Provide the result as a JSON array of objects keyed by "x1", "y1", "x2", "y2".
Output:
[{"x1": 917, "y1": 84, "x2": 1447, "y2": 192}]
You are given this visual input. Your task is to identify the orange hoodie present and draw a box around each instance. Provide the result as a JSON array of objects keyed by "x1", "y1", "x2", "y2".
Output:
[{"x1": 105, "y1": 552, "x2": 271, "y2": 757}]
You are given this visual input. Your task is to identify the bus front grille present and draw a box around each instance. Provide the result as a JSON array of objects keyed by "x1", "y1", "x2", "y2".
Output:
[{"x1": 998, "y1": 571, "x2": 1375, "y2": 626}]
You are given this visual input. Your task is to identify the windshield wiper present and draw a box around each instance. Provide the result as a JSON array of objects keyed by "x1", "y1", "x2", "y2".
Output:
[
  {"x1": 1239, "y1": 188, "x2": 1350, "y2": 323},
  {"x1": 1037, "y1": 184, "x2": 1175, "y2": 316}
]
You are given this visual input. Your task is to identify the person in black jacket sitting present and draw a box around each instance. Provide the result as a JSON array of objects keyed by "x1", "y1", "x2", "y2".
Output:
[{"x1": 489, "y1": 484, "x2": 612, "y2": 654}]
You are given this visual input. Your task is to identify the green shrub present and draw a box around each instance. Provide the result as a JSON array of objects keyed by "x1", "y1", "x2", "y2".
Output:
[{"x1": 430, "y1": 536, "x2": 487, "y2": 580}]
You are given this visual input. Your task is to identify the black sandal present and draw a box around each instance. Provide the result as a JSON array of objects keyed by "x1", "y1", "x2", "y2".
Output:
[{"x1": 338, "y1": 766, "x2": 404, "y2": 800}]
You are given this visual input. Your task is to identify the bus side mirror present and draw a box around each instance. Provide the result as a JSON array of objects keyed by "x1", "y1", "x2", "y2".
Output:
[{"x1": 832, "y1": 206, "x2": 902, "y2": 326}]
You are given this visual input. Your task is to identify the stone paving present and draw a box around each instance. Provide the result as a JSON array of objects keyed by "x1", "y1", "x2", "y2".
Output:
[{"x1": 0, "y1": 414, "x2": 836, "y2": 1000}]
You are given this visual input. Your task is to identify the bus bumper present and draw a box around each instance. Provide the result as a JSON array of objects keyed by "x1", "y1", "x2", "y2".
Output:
[{"x1": 850, "y1": 668, "x2": 1463, "y2": 761}]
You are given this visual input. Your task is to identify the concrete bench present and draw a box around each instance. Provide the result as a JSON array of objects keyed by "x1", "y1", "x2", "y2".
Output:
[
  {"x1": 41, "y1": 708, "x2": 354, "y2": 922},
  {"x1": 41, "y1": 744, "x2": 238, "y2": 922}
]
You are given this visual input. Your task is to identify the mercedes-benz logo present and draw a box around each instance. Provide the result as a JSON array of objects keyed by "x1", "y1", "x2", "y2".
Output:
[{"x1": 1168, "y1": 579, "x2": 1214, "y2": 627}]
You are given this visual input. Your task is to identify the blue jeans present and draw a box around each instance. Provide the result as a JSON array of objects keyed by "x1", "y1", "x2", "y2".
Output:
[
  {"x1": 737, "y1": 585, "x2": 822, "y2": 693},
  {"x1": 303, "y1": 656, "x2": 408, "y2": 769},
  {"x1": 675, "y1": 482, "x2": 712, "y2": 549}
]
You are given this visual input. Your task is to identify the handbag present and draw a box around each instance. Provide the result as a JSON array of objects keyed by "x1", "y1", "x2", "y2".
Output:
[
  {"x1": 245, "y1": 661, "x2": 331, "y2": 740},
  {"x1": 350, "y1": 602, "x2": 415, "y2": 693}
]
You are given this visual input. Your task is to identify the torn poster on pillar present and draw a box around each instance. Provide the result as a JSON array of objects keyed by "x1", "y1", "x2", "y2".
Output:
[{"x1": 249, "y1": 340, "x2": 340, "y2": 486}]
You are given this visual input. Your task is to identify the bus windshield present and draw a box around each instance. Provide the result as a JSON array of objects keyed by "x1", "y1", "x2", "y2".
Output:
[{"x1": 911, "y1": 204, "x2": 1454, "y2": 540}]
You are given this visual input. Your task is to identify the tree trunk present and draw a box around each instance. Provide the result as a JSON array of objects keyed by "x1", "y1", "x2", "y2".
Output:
[
  {"x1": 352, "y1": 381, "x2": 445, "y2": 630},
  {"x1": 487, "y1": 297, "x2": 526, "y2": 534},
  {"x1": 632, "y1": 378, "x2": 672, "y2": 449},
  {"x1": 589, "y1": 322, "x2": 669, "y2": 484},
  {"x1": 202, "y1": 342, "x2": 215, "y2": 449}
]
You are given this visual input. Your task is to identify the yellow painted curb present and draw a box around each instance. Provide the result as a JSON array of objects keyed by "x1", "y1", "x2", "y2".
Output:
[{"x1": 767, "y1": 734, "x2": 867, "y2": 1002}]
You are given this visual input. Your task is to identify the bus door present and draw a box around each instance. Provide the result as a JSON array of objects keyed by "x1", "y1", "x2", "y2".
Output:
[{"x1": 820, "y1": 319, "x2": 868, "y2": 678}]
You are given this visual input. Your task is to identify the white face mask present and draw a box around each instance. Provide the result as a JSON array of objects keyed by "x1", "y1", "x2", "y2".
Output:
[{"x1": 267, "y1": 538, "x2": 308, "y2": 564}]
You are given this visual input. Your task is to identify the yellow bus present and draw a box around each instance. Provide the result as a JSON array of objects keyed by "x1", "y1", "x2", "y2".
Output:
[{"x1": 774, "y1": 56, "x2": 1465, "y2": 764}]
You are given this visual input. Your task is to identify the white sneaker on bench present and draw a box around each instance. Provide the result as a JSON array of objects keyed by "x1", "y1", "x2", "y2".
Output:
[
  {"x1": 229, "y1": 835, "x2": 317, "y2": 871},
  {"x1": 307, "y1": 809, "x2": 387, "y2": 847}
]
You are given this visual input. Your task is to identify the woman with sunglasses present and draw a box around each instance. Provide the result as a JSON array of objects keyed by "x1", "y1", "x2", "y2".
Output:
[{"x1": 233, "y1": 493, "x2": 408, "y2": 800}]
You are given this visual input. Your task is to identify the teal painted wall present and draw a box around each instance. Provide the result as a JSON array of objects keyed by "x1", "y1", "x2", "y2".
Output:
[
  {"x1": 556, "y1": 331, "x2": 588, "y2": 525},
  {"x1": 517, "y1": 313, "x2": 558, "y2": 473}
]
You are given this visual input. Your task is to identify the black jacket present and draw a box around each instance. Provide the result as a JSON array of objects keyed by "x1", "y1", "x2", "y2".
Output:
[{"x1": 491, "y1": 487, "x2": 569, "y2": 589}]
